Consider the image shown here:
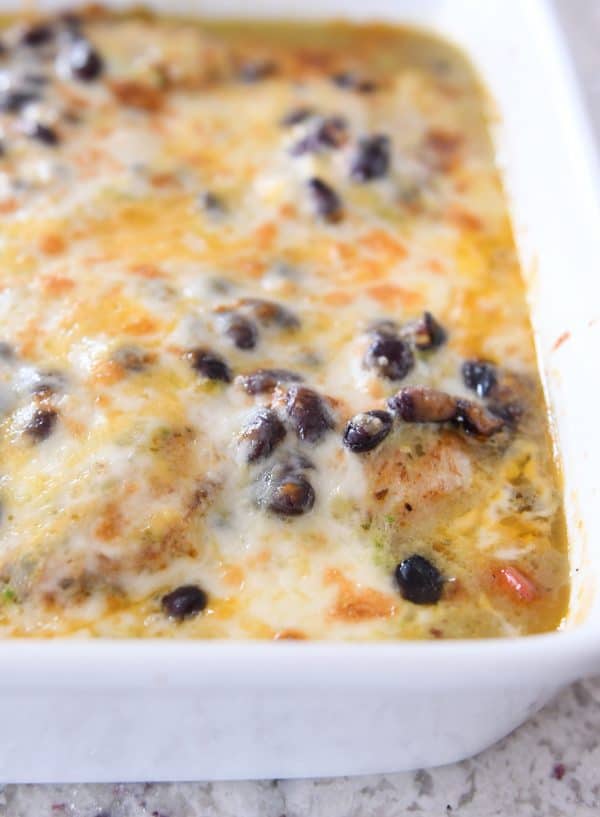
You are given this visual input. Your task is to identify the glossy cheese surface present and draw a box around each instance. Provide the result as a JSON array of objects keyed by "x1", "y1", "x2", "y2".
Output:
[{"x1": 0, "y1": 10, "x2": 568, "y2": 638}]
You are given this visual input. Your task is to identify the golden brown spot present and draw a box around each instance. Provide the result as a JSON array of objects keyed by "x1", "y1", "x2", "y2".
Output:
[
  {"x1": 425, "y1": 129, "x2": 463, "y2": 171},
  {"x1": 237, "y1": 257, "x2": 266, "y2": 279},
  {"x1": 110, "y1": 80, "x2": 164, "y2": 111},
  {"x1": 428, "y1": 258, "x2": 445, "y2": 275},
  {"x1": 223, "y1": 565, "x2": 245, "y2": 589},
  {"x1": 128, "y1": 263, "x2": 165, "y2": 279},
  {"x1": 0, "y1": 199, "x2": 18, "y2": 215},
  {"x1": 325, "y1": 568, "x2": 395, "y2": 622},
  {"x1": 333, "y1": 241, "x2": 359, "y2": 264},
  {"x1": 40, "y1": 276, "x2": 75, "y2": 296},
  {"x1": 16, "y1": 318, "x2": 41, "y2": 358},
  {"x1": 150, "y1": 172, "x2": 179, "y2": 189},
  {"x1": 366, "y1": 380, "x2": 386, "y2": 400},
  {"x1": 366, "y1": 283, "x2": 422, "y2": 308},
  {"x1": 247, "y1": 548, "x2": 272, "y2": 568},
  {"x1": 136, "y1": 524, "x2": 196, "y2": 572},
  {"x1": 360, "y1": 229, "x2": 407, "y2": 260},
  {"x1": 184, "y1": 484, "x2": 212, "y2": 518},
  {"x1": 448, "y1": 205, "x2": 483, "y2": 232},
  {"x1": 123, "y1": 317, "x2": 159, "y2": 335},
  {"x1": 90, "y1": 359, "x2": 125, "y2": 386},
  {"x1": 62, "y1": 417, "x2": 86, "y2": 438},
  {"x1": 38, "y1": 234, "x2": 66, "y2": 256},
  {"x1": 95, "y1": 503, "x2": 124, "y2": 542},
  {"x1": 279, "y1": 202, "x2": 298, "y2": 219},
  {"x1": 440, "y1": 578, "x2": 465, "y2": 601},
  {"x1": 323, "y1": 290, "x2": 355, "y2": 306},
  {"x1": 274, "y1": 629, "x2": 307, "y2": 640},
  {"x1": 253, "y1": 222, "x2": 278, "y2": 250}
]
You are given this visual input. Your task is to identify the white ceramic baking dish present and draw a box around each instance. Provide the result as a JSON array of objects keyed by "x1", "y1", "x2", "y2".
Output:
[{"x1": 0, "y1": 0, "x2": 598, "y2": 784}]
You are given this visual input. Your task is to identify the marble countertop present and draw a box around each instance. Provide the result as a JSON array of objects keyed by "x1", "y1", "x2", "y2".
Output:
[{"x1": 2, "y1": 1, "x2": 599, "y2": 815}]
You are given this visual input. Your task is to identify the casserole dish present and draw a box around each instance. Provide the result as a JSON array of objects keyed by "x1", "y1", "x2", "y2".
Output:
[{"x1": 0, "y1": 0, "x2": 598, "y2": 782}]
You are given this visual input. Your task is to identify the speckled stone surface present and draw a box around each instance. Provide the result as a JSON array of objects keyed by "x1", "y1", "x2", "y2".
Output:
[{"x1": 1, "y1": 1, "x2": 599, "y2": 815}]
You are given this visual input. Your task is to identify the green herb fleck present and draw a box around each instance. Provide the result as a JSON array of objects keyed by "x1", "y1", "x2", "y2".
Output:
[
  {"x1": 1, "y1": 586, "x2": 17, "y2": 604},
  {"x1": 372, "y1": 537, "x2": 388, "y2": 567}
]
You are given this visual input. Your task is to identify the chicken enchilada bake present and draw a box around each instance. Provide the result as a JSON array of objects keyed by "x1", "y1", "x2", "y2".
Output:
[{"x1": 0, "y1": 6, "x2": 568, "y2": 639}]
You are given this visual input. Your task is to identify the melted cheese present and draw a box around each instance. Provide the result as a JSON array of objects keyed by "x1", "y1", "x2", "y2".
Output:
[{"x1": 0, "y1": 10, "x2": 568, "y2": 638}]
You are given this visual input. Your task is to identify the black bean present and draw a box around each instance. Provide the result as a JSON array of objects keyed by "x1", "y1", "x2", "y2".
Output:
[
  {"x1": 0, "y1": 341, "x2": 15, "y2": 360},
  {"x1": 331, "y1": 72, "x2": 355, "y2": 89},
  {"x1": 62, "y1": 110, "x2": 82, "y2": 125},
  {"x1": 185, "y1": 348, "x2": 231, "y2": 383},
  {"x1": 238, "y1": 298, "x2": 300, "y2": 330},
  {"x1": 25, "y1": 122, "x2": 59, "y2": 146},
  {"x1": 315, "y1": 116, "x2": 348, "y2": 145},
  {"x1": 32, "y1": 370, "x2": 67, "y2": 395},
  {"x1": 0, "y1": 90, "x2": 40, "y2": 113},
  {"x1": 208, "y1": 277, "x2": 233, "y2": 295},
  {"x1": 113, "y1": 346, "x2": 151, "y2": 372},
  {"x1": 268, "y1": 473, "x2": 315, "y2": 516},
  {"x1": 259, "y1": 464, "x2": 315, "y2": 516},
  {"x1": 454, "y1": 399, "x2": 504, "y2": 437},
  {"x1": 23, "y1": 73, "x2": 50, "y2": 86},
  {"x1": 68, "y1": 39, "x2": 104, "y2": 81},
  {"x1": 365, "y1": 334, "x2": 414, "y2": 381},
  {"x1": 413, "y1": 311, "x2": 447, "y2": 350},
  {"x1": 290, "y1": 116, "x2": 347, "y2": 156},
  {"x1": 21, "y1": 23, "x2": 54, "y2": 47},
  {"x1": 462, "y1": 360, "x2": 497, "y2": 398},
  {"x1": 199, "y1": 191, "x2": 225, "y2": 214},
  {"x1": 280, "y1": 106, "x2": 314, "y2": 127},
  {"x1": 267, "y1": 260, "x2": 297, "y2": 281},
  {"x1": 357, "y1": 79, "x2": 377, "y2": 93},
  {"x1": 11, "y1": 178, "x2": 29, "y2": 192},
  {"x1": 240, "y1": 408, "x2": 286, "y2": 463},
  {"x1": 221, "y1": 313, "x2": 258, "y2": 350},
  {"x1": 388, "y1": 386, "x2": 504, "y2": 437},
  {"x1": 388, "y1": 386, "x2": 457, "y2": 423},
  {"x1": 59, "y1": 12, "x2": 83, "y2": 32},
  {"x1": 395, "y1": 555, "x2": 444, "y2": 605},
  {"x1": 285, "y1": 385, "x2": 334, "y2": 443},
  {"x1": 351, "y1": 134, "x2": 390, "y2": 182},
  {"x1": 487, "y1": 400, "x2": 523, "y2": 427},
  {"x1": 307, "y1": 177, "x2": 342, "y2": 221},
  {"x1": 237, "y1": 368, "x2": 303, "y2": 395},
  {"x1": 291, "y1": 134, "x2": 320, "y2": 157},
  {"x1": 161, "y1": 584, "x2": 207, "y2": 620},
  {"x1": 25, "y1": 408, "x2": 57, "y2": 441},
  {"x1": 239, "y1": 60, "x2": 276, "y2": 82},
  {"x1": 343, "y1": 410, "x2": 393, "y2": 453},
  {"x1": 331, "y1": 72, "x2": 377, "y2": 93}
]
